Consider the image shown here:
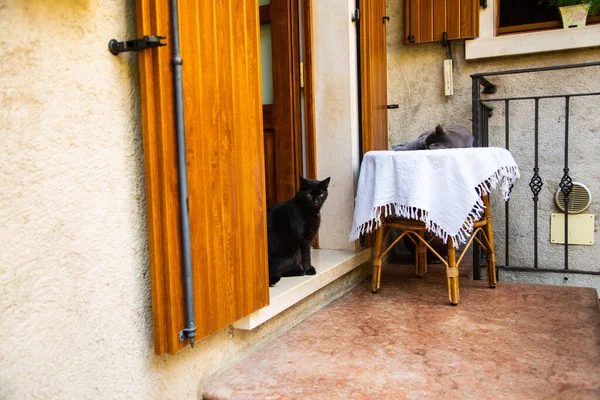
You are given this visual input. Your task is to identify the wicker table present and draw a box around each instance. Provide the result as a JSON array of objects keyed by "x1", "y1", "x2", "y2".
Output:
[{"x1": 350, "y1": 148, "x2": 520, "y2": 305}]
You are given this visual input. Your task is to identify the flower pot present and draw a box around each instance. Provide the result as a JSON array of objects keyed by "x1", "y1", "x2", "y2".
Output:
[{"x1": 559, "y1": 4, "x2": 591, "y2": 28}]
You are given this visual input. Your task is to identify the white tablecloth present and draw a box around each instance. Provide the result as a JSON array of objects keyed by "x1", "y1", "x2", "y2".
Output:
[{"x1": 349, "y1": 147, "x2": 520, "y2": 247}]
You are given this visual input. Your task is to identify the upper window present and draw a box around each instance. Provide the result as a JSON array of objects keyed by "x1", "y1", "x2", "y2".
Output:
[
  {"x1": 465, "y1": 0, "x2": 600, "y2": 59},
  {"x1": 498, "y1": 0, "x2": 600, "y2": 34}
]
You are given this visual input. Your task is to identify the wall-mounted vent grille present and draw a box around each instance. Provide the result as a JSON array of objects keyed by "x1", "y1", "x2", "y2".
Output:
[{"x1": 555, "y1": 182, "x2": 591, "y2": 214}]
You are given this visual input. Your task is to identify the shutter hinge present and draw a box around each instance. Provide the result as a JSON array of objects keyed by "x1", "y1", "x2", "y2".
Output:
[
  {"x1": 299, "y1": 62, "x2": 304, "y2": 88},
  {"x1": 108, "y1": 35, "x2": 166, "y2": 56},
  {"x1": 480, "y1": 0, "x2": 488, "y2": 8},
  {"x1": 352, "y1": 9, "x2": 359, "y2": 23},
  {"x1": 179, "y1": 326, "x2": 197, "y2": 346}
]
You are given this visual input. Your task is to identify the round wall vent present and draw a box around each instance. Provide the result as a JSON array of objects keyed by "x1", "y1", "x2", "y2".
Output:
[{"x1": 554, "y1": 182, "x2": 592, "y2": 214}]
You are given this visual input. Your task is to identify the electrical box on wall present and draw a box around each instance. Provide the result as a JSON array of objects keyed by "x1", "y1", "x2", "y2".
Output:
[{"x1": 550, "y1": 214, "x2": 595, "y2": 245}]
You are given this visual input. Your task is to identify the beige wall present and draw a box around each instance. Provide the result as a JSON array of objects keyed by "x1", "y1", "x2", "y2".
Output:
[
  {"x1": 314, "y1": 0, "x2": 361, "y2": 251},
  {"x1": 386, "y1": 0, "x2": 600, "y2": 290},
  {"x1": 0, "y1": 1, "x2": 369, "y2": 399}
]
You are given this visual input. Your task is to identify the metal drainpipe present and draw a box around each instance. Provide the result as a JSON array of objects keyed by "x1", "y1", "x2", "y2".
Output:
[{"x1": 169, "y1": 0, "x2": 197, "y2": 347}]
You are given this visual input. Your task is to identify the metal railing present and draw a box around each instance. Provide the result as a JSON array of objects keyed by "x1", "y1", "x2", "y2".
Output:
[{"x1": 471, "y1": 61, "x2": 600, "y2": 278}]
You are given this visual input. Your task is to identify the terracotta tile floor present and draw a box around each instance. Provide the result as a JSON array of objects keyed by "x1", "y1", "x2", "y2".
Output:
[{"x1": 204, "y1": 262, "x2": 600, "y2": 400}]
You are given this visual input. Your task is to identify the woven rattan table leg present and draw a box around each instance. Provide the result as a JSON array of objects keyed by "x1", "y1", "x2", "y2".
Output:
[
  {"x1": 415, "y1": 230, "x2": 427, "y2": 277},
  {"x1": 446, "y1": 237, "x2": 460, "y2": 305},
  {"x1": 482, "y1": 195, "x2": 497, "y2": 288},
  {"x1": 371, "y1": 222, "x2": 385, "y2": 293}
]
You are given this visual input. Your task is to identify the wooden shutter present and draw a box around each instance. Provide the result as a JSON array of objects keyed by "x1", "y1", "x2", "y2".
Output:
[
  {"x1": 404, "y1": 0, "x2": 480, "y2": 44},
  {"x1": 136, "y1": 0, "x2": 269, "y2": 355},
  {"x1": 360, "y1": 0, "x2": 389, "y2": 153}
]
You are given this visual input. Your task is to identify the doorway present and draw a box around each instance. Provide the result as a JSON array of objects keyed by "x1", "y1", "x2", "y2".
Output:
[{"x1": 259, "y1": 0, "x2": 316, "y2": 208}]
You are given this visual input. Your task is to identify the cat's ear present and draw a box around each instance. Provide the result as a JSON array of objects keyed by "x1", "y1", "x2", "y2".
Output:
[
  {"x1": 299, "y1": 175, "x2": 309, "y2": 189},
  {"x1": 434, "y1": 125, "x2": 447, "y2": 136},
  {"x1": 320, "y1": 177, "x2": 331, "y2": 188}
]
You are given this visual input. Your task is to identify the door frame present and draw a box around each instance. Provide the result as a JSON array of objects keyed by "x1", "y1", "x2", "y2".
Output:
[{"x1": 301, "y1": 0, "x2": 317, "y2": 182}]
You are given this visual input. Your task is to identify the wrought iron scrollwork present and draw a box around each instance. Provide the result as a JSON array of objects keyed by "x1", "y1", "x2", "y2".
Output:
[
  {"x1": 529, "y1": 168, "x2": 543, "y2": 201},
  {"x1": 559, "y1": 168, "x2": 573, "y2": 205}
]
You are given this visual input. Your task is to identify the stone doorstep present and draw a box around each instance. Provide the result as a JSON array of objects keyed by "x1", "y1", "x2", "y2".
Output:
[{"x1": 232, "y1": 248, "x2": 372, "y2": 330}]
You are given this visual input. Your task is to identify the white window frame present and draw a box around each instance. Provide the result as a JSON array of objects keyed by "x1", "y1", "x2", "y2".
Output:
[{"x1": 465, "y1": 0, "x2": 600, "y2": 60}]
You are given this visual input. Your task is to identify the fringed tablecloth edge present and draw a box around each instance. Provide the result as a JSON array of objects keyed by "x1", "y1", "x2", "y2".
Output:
[{"x1": 349, "y1": 164, "x2": 521, "y2": 247}]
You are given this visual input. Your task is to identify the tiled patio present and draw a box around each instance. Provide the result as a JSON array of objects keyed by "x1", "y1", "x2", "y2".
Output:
[{"x1": 204, "y1": 260, "x2": 600, "y2": 399}]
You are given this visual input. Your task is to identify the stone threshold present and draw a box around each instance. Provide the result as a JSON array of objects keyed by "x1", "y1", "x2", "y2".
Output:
[{"x1": 233, "y1": 248, "x2": 372, "y2": 330}]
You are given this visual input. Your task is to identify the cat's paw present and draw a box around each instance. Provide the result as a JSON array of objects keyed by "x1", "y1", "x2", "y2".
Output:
[
  {"x1": 269, "y1": 276, "x2": 281, "y2": 286},
  {"x1": 305, "y1": 266, "x2": 316, "y2": 275},
  {"x1": 281, "y1": 268, "x2": 305, "y2": 277}
]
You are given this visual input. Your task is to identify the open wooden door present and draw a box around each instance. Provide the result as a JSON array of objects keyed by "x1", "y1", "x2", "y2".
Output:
[
  {"x1": 359, "y1": 0, "x2": 389, "y2": 153},
  {"x1": 359, "y1": 0, "x2": 388, "y2": 247},
  {"x1": 136, "y1": 0, "x2": 269, "y2": 355},
  {"x1": 260, "y1": 0, "x2": 315, "y2": 209}
]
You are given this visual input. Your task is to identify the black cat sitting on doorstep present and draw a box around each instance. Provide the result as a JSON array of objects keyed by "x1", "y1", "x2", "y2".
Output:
[{"x1": 267, "y1": 176, "x2": 331, "y2": 286}]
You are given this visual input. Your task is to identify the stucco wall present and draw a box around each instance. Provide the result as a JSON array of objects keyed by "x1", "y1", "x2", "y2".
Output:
[
  {"x1": 386, "y1": 0, "x2": 600, "y2": 292},
  {"x1": 0, "y1": 1, "x2": 370, "y2": 399}
]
